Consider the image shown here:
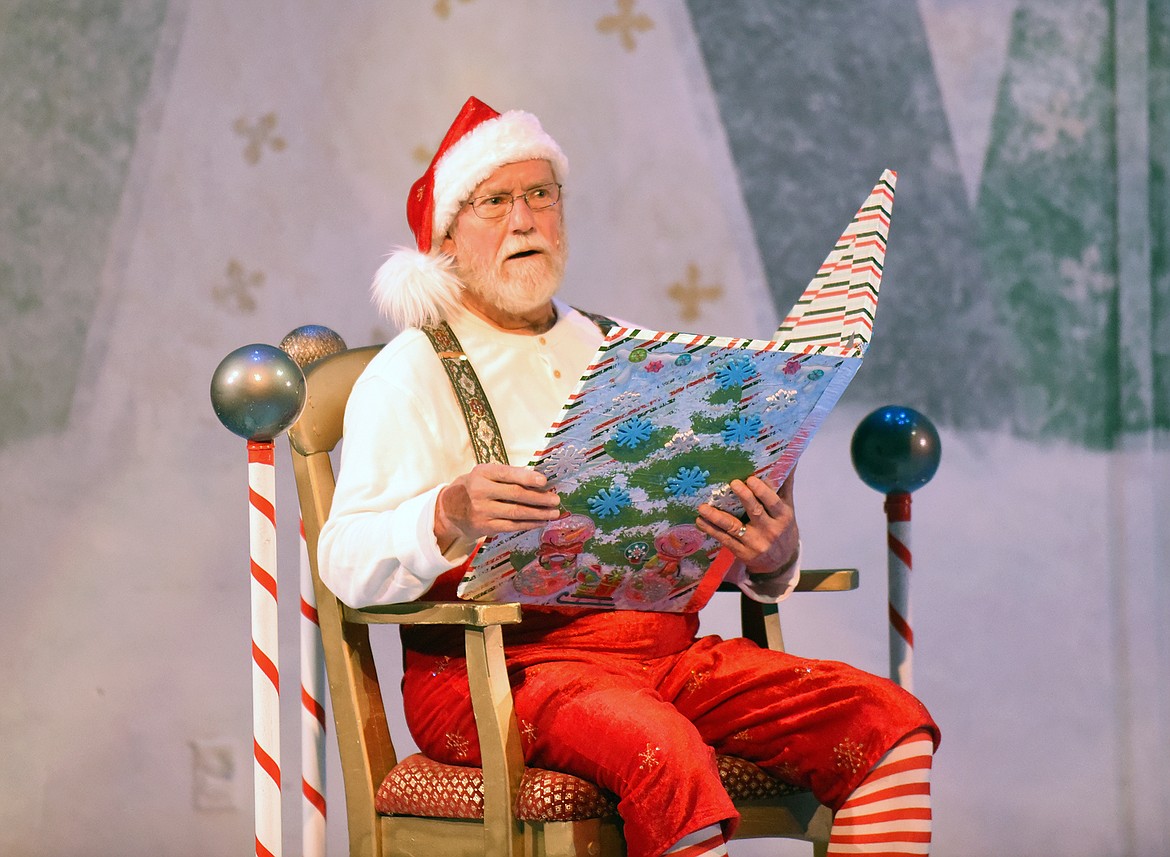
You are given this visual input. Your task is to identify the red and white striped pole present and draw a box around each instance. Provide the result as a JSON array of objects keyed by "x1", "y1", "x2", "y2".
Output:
[
  {"x1": 249, "y1": 440, "x2": 283, "y2": 857},
  {"x1": 851, "y1": 406, "x2": 940, "y2": 691},
  {"x1": 277, "y1": 324, "x2": 346, "y2": 857},
  {"x1": 299, "y1": 519, "x2": 327, "y2": 857},
  {"x1": 884, "y1": 492, "x2": 914, "y2": 690},
  {"x1": 212, "y1": 343, "x2": 308, "y2": 857}
]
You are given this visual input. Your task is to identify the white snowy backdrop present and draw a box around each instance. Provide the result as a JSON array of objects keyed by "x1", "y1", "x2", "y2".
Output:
[{"x1": 1, "y1": 2, "x2": 1168, "y2": 856}]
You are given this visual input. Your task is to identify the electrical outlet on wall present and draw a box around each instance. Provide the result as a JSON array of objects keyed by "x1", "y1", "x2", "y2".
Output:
[{"x1": 191, "y1": 739, "x2": 242, "y2": 811}]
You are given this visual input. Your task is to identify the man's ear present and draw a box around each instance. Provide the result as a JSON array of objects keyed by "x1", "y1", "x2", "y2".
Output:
[{"x1": 439, "y1": 232, "x2": 456, "y2": 257}]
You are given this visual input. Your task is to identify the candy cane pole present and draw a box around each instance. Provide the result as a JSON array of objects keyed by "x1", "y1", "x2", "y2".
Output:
[
  {"x1": 884, "y1": 491, "x2": 913, "y2": 690},
  {"x1": 299, "y1": 519, "x2": 327, "y2": 857},
  {"x1": 212, "y1": 344, "x2": 307, "y2": 857},
  {"x1": 851, "y1": 406, "x2": 941, "y2": 690},
  {"x1": 249, "y1": 440, "x2": 283, "y2": 857},
  {"x1": 278, "y1": 325, "x2": 346, "y2": 857}
]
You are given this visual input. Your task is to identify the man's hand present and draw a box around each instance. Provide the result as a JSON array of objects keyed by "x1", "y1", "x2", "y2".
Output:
[
  {"x1": 695, "y1": 472, "x2": 799, "y2": 579},
  {"x1": 435, "y1": 463, "x2": 562, "y2": 551}
]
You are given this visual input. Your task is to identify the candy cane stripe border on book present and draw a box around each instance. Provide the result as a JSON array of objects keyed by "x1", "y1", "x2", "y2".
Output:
[{"x1": 776, "y1": 169, "x2": 896, "y2": 354}]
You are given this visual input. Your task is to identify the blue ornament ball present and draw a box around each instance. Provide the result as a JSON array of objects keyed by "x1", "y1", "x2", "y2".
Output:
[
  {"x1": 210, "y1": 343, "x2": 307, "y2": 441},
  {"x1": 850, "y1": 405, "x2": 941, "y2": 494}
]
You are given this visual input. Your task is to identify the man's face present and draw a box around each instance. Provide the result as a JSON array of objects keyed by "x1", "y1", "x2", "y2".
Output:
[{"x1": 439, "y1": 159, "x2": 567, "y2": 316}]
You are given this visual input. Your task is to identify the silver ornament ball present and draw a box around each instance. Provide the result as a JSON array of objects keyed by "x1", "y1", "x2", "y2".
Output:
[{"x1": 210, "y1": 343, "x2": 307, "y2": 440}]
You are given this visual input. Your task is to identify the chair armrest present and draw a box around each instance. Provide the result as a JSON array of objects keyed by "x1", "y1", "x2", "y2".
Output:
[
  {"x1": 794, "y1": 568, "x2": 858, "y2": 592},
  {"x1": 717, "y1": 567, "x2": 859, "y2": 596},
  {"x1": 720, "y1": 568, "x2": 859, "y2": 653},
  {"x1": 342, "y1": 600, "x2": 524, "y2": 627}
]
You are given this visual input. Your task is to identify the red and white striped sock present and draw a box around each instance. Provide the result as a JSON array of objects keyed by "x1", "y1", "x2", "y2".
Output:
[
  {"x1": 665, "y1": 823, "x2": 726, "y2": 857},
  {"x1": 826, "y1": 730, "x2": 934, "y2": 856}
]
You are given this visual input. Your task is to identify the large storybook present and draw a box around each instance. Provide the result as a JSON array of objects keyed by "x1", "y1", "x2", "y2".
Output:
[{"x1": 458, "y1": 170, "x2": 897, "y2": 611}]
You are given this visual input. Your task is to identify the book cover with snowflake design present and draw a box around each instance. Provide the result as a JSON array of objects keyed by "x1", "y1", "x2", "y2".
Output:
[{"x1": 459, "y1": 170, "x2": 895, "y2": 611}]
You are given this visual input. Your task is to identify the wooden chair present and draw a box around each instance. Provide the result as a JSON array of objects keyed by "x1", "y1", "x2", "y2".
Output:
[{"x1": 288, "y1": 344, "x2": 860, "y2": 857}]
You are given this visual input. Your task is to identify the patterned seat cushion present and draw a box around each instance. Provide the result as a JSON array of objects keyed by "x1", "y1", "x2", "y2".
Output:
[
  {"x1": 715, "y1": 754, "x2": 803, "y2": 801},
  {"x1": 376, "y1": 754, "x2": 487, "y2": 820},
  {"x1": 376, "y1": 753, "x2": 803, "y2": 821}
]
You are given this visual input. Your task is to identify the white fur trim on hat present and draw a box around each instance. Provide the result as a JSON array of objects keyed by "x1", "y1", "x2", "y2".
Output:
[
  {"x1": 429, "y1": 109, "x2": 569, "y2": 252},
  {"x1": 370, "y1": 247, "x2": 465, "y2": 329}
]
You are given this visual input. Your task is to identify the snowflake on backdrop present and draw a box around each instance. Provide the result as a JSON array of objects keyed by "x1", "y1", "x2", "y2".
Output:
[
  {"x1": 433, "y1": 0, "x2": 475, "y2": 19},
  {"x1": 722, "y1": 414, "x2": 763, "y2": 444},
  {"x1": 1059, "y1": 245, "x2": 1113, "y2": 303},
  {"x1": 213, "y1": 259, "x2": 265, "y2": 313},
  {"x1": 232, "y1": 112, "x2": 286, "y2": 165},
  {"x1": 587, "y1": 486, "x2": 632, "y2": 519},
  {"x1": 715, "y1": 357, "x2": 756, "y2": 389},
  {"x1": 1028, "y1": 89, "x2": 1089, "y2": 152},
  {"x1": 614, "y1": 415, "x2": 654, "y2": 448},
  {"x1": 665, "y1": 466, "x2": 710, "y2": 497}
]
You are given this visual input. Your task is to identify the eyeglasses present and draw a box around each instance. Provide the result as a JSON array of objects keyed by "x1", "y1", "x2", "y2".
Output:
[{"x1": 466, "y1": 183, "x2": 562, "y2": 220}]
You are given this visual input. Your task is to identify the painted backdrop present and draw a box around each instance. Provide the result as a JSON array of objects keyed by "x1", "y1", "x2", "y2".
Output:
[{"x1": 1, "y1": 2, "x2": 1168, "y2": 855}]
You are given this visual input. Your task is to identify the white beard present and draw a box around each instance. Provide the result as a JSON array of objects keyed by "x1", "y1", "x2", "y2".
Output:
[{"x1": 458, "y1": 233, "x2": 568, "y2": 316}]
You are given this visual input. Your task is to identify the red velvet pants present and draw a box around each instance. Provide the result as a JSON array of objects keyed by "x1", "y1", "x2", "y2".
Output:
[{"x1": 402, "y1": 609, "x2": 938, "y2": 857}]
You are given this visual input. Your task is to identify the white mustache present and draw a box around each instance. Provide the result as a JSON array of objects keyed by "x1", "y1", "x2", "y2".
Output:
[{"x1": 498, "y1": 237, "x2": 552, "y2": 262}]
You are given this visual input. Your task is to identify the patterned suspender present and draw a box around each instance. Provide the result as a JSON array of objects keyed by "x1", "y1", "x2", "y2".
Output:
[
  {"x1": 420, "y1": 321, "x2": 510, "y2": 465},
  {"x1": 420, "y1": 308, "x2": 616, "y2": 465}
]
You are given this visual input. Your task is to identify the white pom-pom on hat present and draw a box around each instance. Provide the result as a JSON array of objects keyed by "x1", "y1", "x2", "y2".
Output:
[{"x1": 370, "y1": 247, "x2": 464, "y2": 330}]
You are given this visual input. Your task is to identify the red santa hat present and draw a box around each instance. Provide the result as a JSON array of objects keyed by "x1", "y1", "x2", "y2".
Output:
[{"x1": 371, "y1": 96, "x2": 569, "y2": 329}]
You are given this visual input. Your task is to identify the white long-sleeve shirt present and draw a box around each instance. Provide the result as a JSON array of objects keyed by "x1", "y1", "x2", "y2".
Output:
[{"x1": 318, "y1": 299, "x2": 799, "y2": 608}]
